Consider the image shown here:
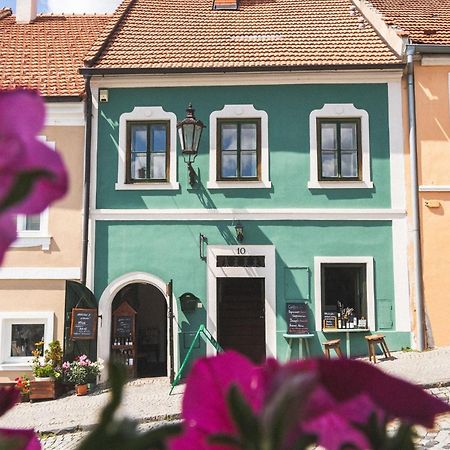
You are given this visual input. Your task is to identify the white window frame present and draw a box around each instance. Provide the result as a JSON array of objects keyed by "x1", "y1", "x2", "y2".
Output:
[
  {"x1": 208, "y1": 105, "x2": 271, "y2": 189},
  {"x1": 0, "y1": 312, "x2": 54, "y2": 371},
  {"x1": 10, "y1": 136, "x2": 53, "y2": 250},
  {"x1": 116, "y1": 107, "x2": 179, "y2": 190},
  {"x1": 308, "y1": 104, "x2": 373, "y2": 189},
  {"x1": 314, "y1": 256, "x2": 375, "y2": 331}
]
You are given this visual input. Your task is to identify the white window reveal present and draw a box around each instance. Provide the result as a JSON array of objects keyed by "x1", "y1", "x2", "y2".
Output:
[
  {"x1": 0, "y1": 312, "x2": 54, "y2": 371},
  {"x1": 314, "y1": 257, "x2": 375, "y2": 332},
  {"x1": 308, "y1": 104, "x2": 373, "y2": 189},
  {"x1": 117, "y1": 107, "x2": 179, "y2": 190},
  {"x1": 208, "y1": 105, "x2": 271, "y2": 189}
]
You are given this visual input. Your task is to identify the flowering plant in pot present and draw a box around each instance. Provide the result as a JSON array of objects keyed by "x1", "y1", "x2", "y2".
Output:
[
  {"x1": 63, "y1": 355, "x2": 103, "y2": 396},
  {"x1": 14, "y1": 375, "x2": 30, "y2": 402},
  {"x1": 31, "y1": 341, "x2": 62, "y2": 381}
]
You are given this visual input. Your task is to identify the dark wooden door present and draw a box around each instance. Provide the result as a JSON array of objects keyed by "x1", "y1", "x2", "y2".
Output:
[{"x1": 217, "y1": 277, "x2": 265, "y2": 363}]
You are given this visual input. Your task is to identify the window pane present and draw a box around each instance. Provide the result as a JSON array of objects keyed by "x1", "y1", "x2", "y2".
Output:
[
  {"x1": 131, "y1": 125, "x2": 147, "y2": 152},
  {"x1": 320, "y1": 123, "x2": 337, "y2": 150},
  {"x1": 241, "y1": 123, "x2": 257, "y2": 150},
  {"x1": 150, "y1": 154, "x2": 166, "y2": 179},
  {"x1": 341, "y1": 151, "x2": 358, "y2": 177},
  {"x1": 11, "y1": 324, "x2": 44, "y2": 357},
  {"x1": 240, "y1": 151, "x2": 257, "y2": 177},
  {"x1": 221, "y1": 152, "x2": 238, "y2": 178},
  {"x1": 151, "y1": 125, "x2": 167, "y2": 153},
  {"x1": 321, "y1": 151, "x2": 338, "y2": 177},
  {"x1": 131, "y1": 153, "x2": 147, "y2": 179},
  {"x1": 25, "y1": 214, "x2": 41, "y2": 231},
  {"x1": 341, "y1": 123, "x2": 357, "y2": 150},
  {"x1": 221, "y1": 124, "x2": 238, "y2": 151}
]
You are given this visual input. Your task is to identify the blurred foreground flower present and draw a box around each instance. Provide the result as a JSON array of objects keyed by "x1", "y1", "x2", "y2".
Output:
[
  {"x1": 0, "y1": 90, "x2": 68, "y2": 263},
  {"x1": 170, "y1": 351, "x2": 450, "y2": 450},
  {"x1": 0, "y1": 388, "x2": 40, "y2": 449}
]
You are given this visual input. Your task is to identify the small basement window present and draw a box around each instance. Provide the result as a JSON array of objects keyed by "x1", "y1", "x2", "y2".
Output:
[{"x1": 213, "y1": 0, "x2": 238, "y2": 10}]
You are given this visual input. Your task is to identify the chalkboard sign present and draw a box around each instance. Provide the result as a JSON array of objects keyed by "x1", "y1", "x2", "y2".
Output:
[
  {"x1": 70, "y1": 308, "x2": 97, "y2": 340},
  {"x1": 323, "y1": 311, "x2": 338, "y2": 329},
  {"x1": 286, "y1": 303, "x2": 309, "y2": 334},
  {"x1": 115, "y1": 316, "x2": 133, "y2": 337}
]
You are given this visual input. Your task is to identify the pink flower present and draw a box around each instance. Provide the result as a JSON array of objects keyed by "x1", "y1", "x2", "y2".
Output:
[
  {"x1": 0, "y1": 90, "x2": 68, "y2": 263},
  {"x1": 62, "y1": 361, "x2": 70, "y2": 370},
  {"x1": 0, "y1": 388, "x2": 40, "y2": 449},
  {"x1": 170, "y1": 352, "x2": 450, "y2": 450}
]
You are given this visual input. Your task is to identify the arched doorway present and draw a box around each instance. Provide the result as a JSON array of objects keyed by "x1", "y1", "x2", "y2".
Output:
[
  {"x1": 111, "y1": 283, "x2": 167, "y2": 377},
  {"x1": 97, "y1": 272, "x2": 179, "y2": 380}
]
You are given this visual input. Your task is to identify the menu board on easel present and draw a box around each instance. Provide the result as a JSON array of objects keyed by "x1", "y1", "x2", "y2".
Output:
[
  {"x1": 112, "y1": 301, "x2": 137, "y2": 378},
  {"x1": 286, "y1": 303, "x2": 309, "y2": 334}
]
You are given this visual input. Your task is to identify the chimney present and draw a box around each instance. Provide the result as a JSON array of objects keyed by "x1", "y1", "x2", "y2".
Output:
[{"x1": 16, "y1": 0, "x2": 37, "y2": 23}]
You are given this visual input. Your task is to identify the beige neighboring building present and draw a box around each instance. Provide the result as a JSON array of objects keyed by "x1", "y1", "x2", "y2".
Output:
[
  {"x1": 0, "y1": 2, "x2": 109, "y2": 380},
  {"x1": 355, "y1": 0, "x2": 450, "y2": 348}
]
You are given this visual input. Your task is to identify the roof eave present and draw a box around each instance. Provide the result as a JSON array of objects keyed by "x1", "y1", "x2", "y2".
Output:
[{"x1": 80, "y1": 62, "x2": 404, "y2": 77}]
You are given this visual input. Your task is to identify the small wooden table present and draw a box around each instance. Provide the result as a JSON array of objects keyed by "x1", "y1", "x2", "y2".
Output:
[
  {"x1": 283, "y1": 333, "x2": 315, "y2": 359},
  {"x1": 322, "y1": 329, "x2": 369, "y2": 357}
]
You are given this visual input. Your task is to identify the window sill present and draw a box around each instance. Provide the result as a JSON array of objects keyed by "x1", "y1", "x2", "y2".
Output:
[
  {"x1": 11, "y1": 236, "x2": 51, "y2": 251},
  {"x1": 207, "y1": 180, "x2": 272, "y2": 189},
  {"x1": 115, "y1": 182, "x2": 180, "y2": 191},
  {"x1": 0, "y1": 362, "x2": 32, "y2": 371},
  {"x1": 307, "y1": 181, "x2": 374, "y2": 189}
]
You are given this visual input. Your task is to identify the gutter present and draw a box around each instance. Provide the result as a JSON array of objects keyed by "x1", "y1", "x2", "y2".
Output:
[
  {"x1": 80, "y1": 76, "x2": 93, "y2": 286},
  {"x1": 80, "y1": 63, "x2": 404, "y2": 77}
]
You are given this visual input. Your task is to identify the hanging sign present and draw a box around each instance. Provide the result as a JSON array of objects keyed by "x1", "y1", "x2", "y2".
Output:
[
  {"x1": 70, "y1": 308, "x2": 97, "y2": 340},
  {"x1": 286, "y1": 303, "x2": 309, "y2": 334}
]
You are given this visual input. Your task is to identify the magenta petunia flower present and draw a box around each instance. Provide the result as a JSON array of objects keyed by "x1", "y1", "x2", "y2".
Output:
[
  {"x1": 0, "y1": 388, "x2": 41, "y2": 449},
  {"x1": 0, "y1": 89, "x2": 68, "y2": 263},
  {"x1": 170, "y1": 351, "x2": 450, "y2": 450}
]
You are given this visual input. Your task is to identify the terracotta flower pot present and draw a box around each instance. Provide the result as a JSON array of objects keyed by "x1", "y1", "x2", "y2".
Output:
[{"x1": 75, "y1": 384, "x2": 88, "y2": 396}]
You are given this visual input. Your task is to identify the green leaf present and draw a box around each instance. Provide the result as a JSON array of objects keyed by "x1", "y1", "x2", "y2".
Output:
[
  {"x1": 209, "y1": 433, "x2": 243, "y2": 448},
  {"x1": 0, "y1": 436, "x2": 24, "y2": 450},
  {"x1": 227, "y1": 384, "x2": 261, "y2": 449},
  {"x1": 0, "y1": 169, "x2": 51, "y2": 213},
  {"x1": 77, "y1": 362, "x2": 182, "y2": 450}
]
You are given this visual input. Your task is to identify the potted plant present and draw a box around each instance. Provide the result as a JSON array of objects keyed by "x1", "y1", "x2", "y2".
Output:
[
  {"x1": 63, "y1": 355, "x2": 103, "y2": 396},
  {"x1": 15, "y1": 375, "x2": 30, "y2": 402},
  {"x1": 30, "y1": 341, "x2": 63, "y2": 401}
]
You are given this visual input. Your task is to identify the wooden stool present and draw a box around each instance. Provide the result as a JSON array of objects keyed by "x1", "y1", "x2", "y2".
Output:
[
  {"x1": 323, "y1": 339, "x2": 344, "y2": 359},
  {"x1": 365, "y1": 334, "x2": 391, "y2": 363}
]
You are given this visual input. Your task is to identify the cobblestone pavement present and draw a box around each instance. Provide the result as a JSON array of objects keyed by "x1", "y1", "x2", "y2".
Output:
[{"x1": 39, "y1": 388, "x2": 450, "y2": 449}]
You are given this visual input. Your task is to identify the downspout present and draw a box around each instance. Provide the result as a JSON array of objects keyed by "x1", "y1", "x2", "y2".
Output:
[
  {"x1": 406, "y1": 45, "x2": 426, "y2": 351},
  {"x1": 80, "y1": 75, "x2": 93, "y2": 286}
]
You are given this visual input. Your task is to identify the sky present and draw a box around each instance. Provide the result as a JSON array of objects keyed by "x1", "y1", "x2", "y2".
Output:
[{"x1": 1, "y1": 0, "x2": 122, "y2": 13}]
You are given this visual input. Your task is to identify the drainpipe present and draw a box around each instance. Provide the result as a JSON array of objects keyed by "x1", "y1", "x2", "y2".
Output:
[
  {"x1": 80, "y1": 75, "x2": 93, "y2": 286},
  {"x1": 406, "y1": 45, "x2": 425, "y2": 351}
]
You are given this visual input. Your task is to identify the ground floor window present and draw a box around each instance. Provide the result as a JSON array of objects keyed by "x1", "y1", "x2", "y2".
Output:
[
  {"x1": 0, "y1": 312, "x2": 54, "y2": 370},
  {"x1": 321, "y1": 264, "x2": 367, "y2": 329},
  {"x1": 314, "y1": 257, "x2": 375, "y2": 331}
]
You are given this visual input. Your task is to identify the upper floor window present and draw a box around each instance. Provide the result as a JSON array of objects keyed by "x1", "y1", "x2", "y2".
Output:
[
  {"x1": 217, "y1": 120, "x2": 260, "y2": 181},
  {"x1": 317, "y1": 119, "x2": 361, "y2": 181},
  {"x1": 17, "y1": 214, "x2": 41, "y2": 232},
  {"x1": 208, "y1": 105, "x2": 271, "y2": 189},
  {"x1": 117, "y1": 107, "x2": 179, "y2": 191},
  {"x1": 127, "y1": 121, "x2": 169, "y2": 183},
  {"x1": 308, "y1": 104, "x2": 373, "y2": 189}
]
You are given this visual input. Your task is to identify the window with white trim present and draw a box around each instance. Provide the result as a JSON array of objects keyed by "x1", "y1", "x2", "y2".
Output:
[
  {"x1": 117, "y1": 107, "x2": 179, "y2": 190},
  {"x1": 308, "y1": 104, "x2": 373, "y2": 189},
  {"x1": 0, "y1": 312, "x2": 54, "y2": 371},
  {"x1": 314, "y1": 257, "x2": 375, "y2": 332},
  {"x1": 12, "y1": 209, "x2": 50, "y2": 250},
  {"x1": 208, "y1": 105, "x2": 271, "y2": 189}
]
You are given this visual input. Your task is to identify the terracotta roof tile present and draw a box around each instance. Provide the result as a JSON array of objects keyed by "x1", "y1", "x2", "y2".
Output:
[
  {"x1": 367, "y1": 0, "x2": 450, "y2": 44},
  {"x1": 0, "y1": 13, "x2": 110, "y2": 97},
  {"x1": 87, "y1": 0, "x2": 401, "y2": 71}
]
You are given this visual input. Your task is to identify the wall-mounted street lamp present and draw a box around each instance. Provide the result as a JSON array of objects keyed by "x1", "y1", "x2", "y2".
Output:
[
  {"x1": 235, "y1": 222, "x2": 244, "y2": 243},
  {"x1": 177, "y1": 103, "x2": 205, "y2": 187}
]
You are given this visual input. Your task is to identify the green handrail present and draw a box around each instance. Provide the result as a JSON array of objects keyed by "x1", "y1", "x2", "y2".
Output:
[{"x1": 170, "y1": 324, "x2": 223, "y2": 394}]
